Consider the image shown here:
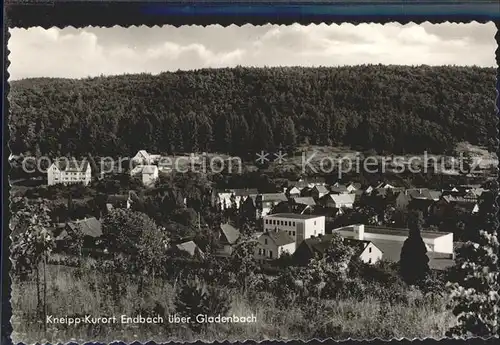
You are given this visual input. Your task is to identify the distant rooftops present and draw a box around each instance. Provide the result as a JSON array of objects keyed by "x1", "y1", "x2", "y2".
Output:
[{"x1": 265, "y1": 213, "x2": 324, "y2": 220}]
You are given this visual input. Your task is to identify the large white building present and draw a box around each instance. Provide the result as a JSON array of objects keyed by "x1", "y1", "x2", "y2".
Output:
[
  {"x1": 334, "y1": 224, "x2": 454, "y2": 260},
  {"x1": 263, "y1": 213, "x2": 325, "y2": 246},
  {"x1": 47, "y1": 160, "x2": 92, "y2": 186}
]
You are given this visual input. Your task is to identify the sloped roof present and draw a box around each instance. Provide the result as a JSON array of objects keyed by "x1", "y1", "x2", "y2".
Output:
[
  {"x1": 343, "y1": 238, "x2": 373, "y2": 255},
  {"x1": 293, "y1": 181, "x2": 310, "y2": 189},
  {"x1": 330, "y1": 185, "x2": 348, "y2": 194},
  {"x1": 300, "y1": 234, "x2": 335, "y2": 255},
  {"x1": 176, "y1": 240, "x2": 203, "y2": 257},
  {"x1": 293, "y1": 197, "x2": 316, "y2": 206},
  {"x1": 287, "y1": 186, "x2": 302, "y2": 193},
  {"x1": 313, "y1": 185, "x2": 329, "y2": 194},
  {"x1": 142, "y1": 165, "x2": 158, "y2": 174},
  {"x1": 347, "y1": 182, "x2": 362, "y2": 190},
  {"x1": 220, "y1": 223, "x2": 240, "y2": 244},
  {"x1": 67, "y1": 217, "x2": 102, "y2": 238},
  {"x1": 327, "y1": 193, "x2": 355, "y2": 205},
  {"x1": 263, "y1": 230, "x2": 295, "y2": 246},
  {"x1": 136, "y1": 150, "x2": 149, "y2": 158},
  {"x1": 261, "y1": 193, "x2": 287, "y2": 202},
  {"x1": 428, "y1": 190, "x2": 442, "y2": 200},
  {"x1": 53, "y1": 159, "x2": 89, "y2": 172}
]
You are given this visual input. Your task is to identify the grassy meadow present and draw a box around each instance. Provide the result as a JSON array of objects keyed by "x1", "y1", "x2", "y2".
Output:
[{"x1": 11, "y1": 261, "x2": 456, "y2": 344}]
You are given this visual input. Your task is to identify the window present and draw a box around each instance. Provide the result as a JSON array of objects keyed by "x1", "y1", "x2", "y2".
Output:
[
  {"x1": 269, "y1": 251, "x2": 273, "y2": 259},
  {"x1": 258, "y1": 248, "x2": 262, "y2": 255},
  {"x1": 263, "y1": 249, "x2": 266, "y2": 256},
  {"x1": 281, "y1": 220, "x2": 284, "y2": 226},
  {"x1": 264, "y1": 239, "x2": 268, "y2": 245},
  {"x1": 292, "y1": 231, "x2": 296, "y2": 236},
  {"x1": 314, "y1": 230, "x2": 316, "y2": 235},
  {"x1": 369, "y1": 247, "x2": 372, "y2": 253},
  {"x1": 265, "y1": 219, "x2": 268, "y2": 224},
  {"x1": 368, "y1": 258, "x2": 372, "y2": 264},
  {"x1": 293, "y1": 222, "x2": 296, "y2": 226},
  {"x1": 314, "y1": 221, "x2": 316, "y2": 225}
]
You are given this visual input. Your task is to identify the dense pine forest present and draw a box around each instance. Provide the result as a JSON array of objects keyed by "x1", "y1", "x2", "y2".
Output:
[{"x1": 9, "y1": 65, "x2": 496, "y2": 157}]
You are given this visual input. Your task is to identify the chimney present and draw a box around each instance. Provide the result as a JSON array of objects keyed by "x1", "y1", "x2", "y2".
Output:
[{"x1": 354, "y1": 224, "x2": 364, "y2": 240}]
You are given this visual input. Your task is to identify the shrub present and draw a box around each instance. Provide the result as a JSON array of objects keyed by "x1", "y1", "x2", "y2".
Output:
[{"x1": 174, "y1": 276, "x2": 231, "y2": 330}]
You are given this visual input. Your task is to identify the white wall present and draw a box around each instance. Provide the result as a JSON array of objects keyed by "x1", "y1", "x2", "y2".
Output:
[
  {"x1": 254, "y1": 234, "x2": 296, "y2": 260},
  {"x1": 359, "y1": 243, "x2": 383, "y2": 264},
  {"x1": 433, "y1": 233, "x2": 454, "y2": 255},
  {"x1": 303, "y1": 217, "x2": 325, "y2": 239},
  {"x1": 47, "y1": 164, "x2": 58, "y2": 186}
]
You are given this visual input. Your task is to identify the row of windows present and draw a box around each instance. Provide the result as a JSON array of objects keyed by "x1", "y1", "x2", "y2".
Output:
[
  {"x1": 265, "y1": 219, "x2": 296, "y2": 226},
  {"x1": 54, "y1": 177, "x2": 87, "y2": 181},
  {"x1": 258, "y1": 248, "x2": 273, "y2": 259}
]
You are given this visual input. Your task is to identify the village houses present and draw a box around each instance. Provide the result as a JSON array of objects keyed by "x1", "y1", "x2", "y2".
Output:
[
  {"x1": 213, "y1": 189, "x2": 258, "y2": 210},
  {"x1": 320, "y1": 193, "x2": 355, "y2": 209},
  {"x1": 293, "y1": 233, "x2": 383, "y2": 265},
  {"x1": 334, "y1": 224, "x2": 454, "y2": 262}
]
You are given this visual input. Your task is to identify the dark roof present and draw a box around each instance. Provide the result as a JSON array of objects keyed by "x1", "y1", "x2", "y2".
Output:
[
  {"x1": 176, "y1": 240, "x2": 203, "y2": 257},
  {"x1": 266, "y1": 213, "x2": 323, "y2": 220},
  {"x1": 343, "y1": 238, "x2": 372, "y2": 254},
  {"x1": 54, "y1": 159, "x2": 90, "y2": 172},
  {"x1": 263, "y1": 230, "x2": 295, "y2": 246},
  {"x1": 67, "y1": 217, "x2": 102, "y2": 238},
  {"x1": 300, "y1": 234, "x2": 335, "y2": 255},
  {"x1": 219, "y1": 223, "x2": 240, "y2": 244},
  {"x1": 107, "y1": 194, "x2": 129, "y2": 205}
]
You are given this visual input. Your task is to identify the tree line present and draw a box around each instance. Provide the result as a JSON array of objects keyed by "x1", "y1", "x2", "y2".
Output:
[{"x1": 9, "y1": 65, "x2": 496, "y2": 157}]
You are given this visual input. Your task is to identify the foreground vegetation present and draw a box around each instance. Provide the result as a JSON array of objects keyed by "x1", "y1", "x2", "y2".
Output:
[{"x1": 11, "y1": 259, "x2": 455, "y2": 344}]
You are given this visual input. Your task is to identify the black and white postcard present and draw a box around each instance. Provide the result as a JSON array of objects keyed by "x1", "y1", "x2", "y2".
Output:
[{"x1": 7, "y1": 22, "x2": 499, "y2": 343}]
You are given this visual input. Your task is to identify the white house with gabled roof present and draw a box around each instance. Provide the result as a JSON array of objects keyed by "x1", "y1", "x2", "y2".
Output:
[
  {"x1": 334, "y1": 224, "x2": 454, "y2": 259},
  {"x1": 130, "y1": 164, "x2": 159, "y2": 187},
  {"x1": 48, "y1": 159, "x2": 92, "y2": 186}
]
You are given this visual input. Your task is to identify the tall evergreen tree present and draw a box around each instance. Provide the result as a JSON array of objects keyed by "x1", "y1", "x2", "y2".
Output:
[{"x1": 399, "y1": 210, "x2": 430, "y2": 285}]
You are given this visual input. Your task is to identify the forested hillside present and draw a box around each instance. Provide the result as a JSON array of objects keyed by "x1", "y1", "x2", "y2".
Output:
[{"x1": 9, "y1": 65, "x2": 496, "y2": 157}]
